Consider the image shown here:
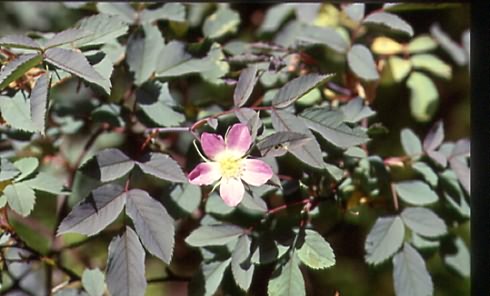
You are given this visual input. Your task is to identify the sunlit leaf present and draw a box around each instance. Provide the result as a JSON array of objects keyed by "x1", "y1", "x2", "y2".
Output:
[
  {"x1": 73, "y1": 14, "x2": 129, "y2": 47},
  {"x1": 410, "y1": 54, "x2": 452, "y2": 79},
  {"x1": 395, "y1": 180, "x2": 438, "y2": 206},
  {"x1": 203, "y1": 7, "x2": 240, "y2": 39},
  {"x1": 0, "y1": 158, "x2": 20, "y2": 182},
  {"x1": 96, "y1": 3, "x2": 135, "y2": 24},
  {"x1": 259, "y1": 4, "x2": 295, "y2": 33},
  {"x1": 407, "y1": 71, "x2": 438, "y2": 122},
  {"x1": 388, "y1": 56, "x2": 412, "y2": 82},
  {"x1": 82, "y1": 268, "x2": 106, "y2": 296},
  {"x1": 13, "y1": 157, "x2": 39, "y2": 181},
  {"x1": 0, "y1": 53, "x2": 42, "y2": 90},
  {"x1": 371, "y1": 37, "x2": 404, "y2": 55},
  {"x1": 268, "y1": 254, "x2": 305, "y2": 296},
  {"x1": 185, "y1": 224, "x2": 244, "y2": 247},
  {"x1": 0, "y1": 92, "x2": 38, "y2": 132},
  {"x1": 393, "y1": 243, "x2": 433, "y2": 296},
  {"x1": 401, "y1": 207, "x2": 447, "y2": 237},
  {"x1": 140, "y1": 3, "x2": 186, "y2": 23},
  {"x1": 365, "y1": 216, "x2": 405, "y2": 265},
  {"x1": 3, "y1": 182, "x2": 36, "y2": 217},
  {"x1": 43, "y1": 29, "x2": 92, "y2": 49},
  {"x1": 343, "y1": 3, "x2": 365, "y2": 22},
  {"x1": 407, "y1": 35, "x2": 437, "y2": 53},
  {"x1": 297, "y1": 229, "x2": 335, "y2": 269}
]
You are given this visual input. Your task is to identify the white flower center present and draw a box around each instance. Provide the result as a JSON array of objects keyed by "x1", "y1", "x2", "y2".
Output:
[{"x1": 215, "y1": 150, "x2": 243, "y2": 179}]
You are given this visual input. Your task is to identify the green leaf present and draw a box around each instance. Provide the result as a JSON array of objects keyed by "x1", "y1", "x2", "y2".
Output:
[
  {"x1": 388, "y1": 56, "x2": 412, "y2": 82},
  {"x1": 73, "y1": 14, "x2": 129, "y2": 48},
  {"x1": 256, "y1": 132, "x2": 311, "y2": 157},
  {"x1": 272, "y1": 73, "x2": 333, "y2": 108},
  {"x1": 392, "y1": 243, "x2": 433, "y2": 296},
  {"x1": 430, "y1": 24, "x2": 467, "y2": 66},
  {"x1": 82, "y1": 268, "x2": 106, "y2": 296},
  {"x1": 395, "y1": 180, "x2": 438, "y2": 206},
  {"x1": 297, "y1": 25, "x2": 350, "y2": 53},
  {"x1": 259, "y1": 4, "x2": 295, "y2": 33},
  {"x1": 205, "y1": 192, "x2": 234, "y2": 216},
  {"x1": 126, "y1": 189, "x2": 175, "y2": 264},
  {"x1": 301, "y1": 108, "x2": 369, "y2": 149},
  {"x1": 268, "y1": 254, "x2": 305, "y2": 296},
  {"x1": 3, "y1": 182, "x2": 36, "y2": 217},
  {"x1": 43, "y1": 29, "x2": 92, "y2": 49},
  {"x1": 92, "y1": 54, "x2": 114, "y2": 95},
  {"x1": 297, "y1": 229, "x2": 335, "y2": 269},
  {"x1": 96, "y1": 3, "x2": 135, "y2": 24},
  {"x1": 0, "y1": 53, "x2": 42, "y2": 90},
  {"x1": 444, "y1": 237, "x2": 470, "y2": 277},
  {"x1": 13, "y1": 157, "x2": 39, "y2": 181},
  {"x1": 347, "y1": 44, "x2": 379, "y2": 81},
  {"x1": 140, "y1": 3, "x2": 186, "y2": 23},
  {"x1": 239, "y1": 192, "x2": 268, "y2": 213},
  {"x1": 363, "y1": 12, "x2": 414, "y2": 37},
  {"x1": 136, "y1": 82, "x2": 185, "y2": 127},
  {"x1": 0, "y1": 158, "x2": 20, "y2": 181},
  {"x1": 0, "y1": 34, "x2": 41, "y2": 50},
  {"x1": 271, "y1": 109, "x2": 325, "y2": 170},
  {"x1": 202, "y1": 259, "x2": 232, "y2": 296},
  {"x1": 343, "y1": 4, "x2": 365, "y2": 22},
  {"x1": 136, "y1": 153, "x2": 186, "y2": 183},
  {"x1": 170, "y1": 183, "x2": 201, "y2": 214},
  {"x1": 155, "y1": 41, "x2": 213, "y2": 77},
  {"x1": 364, "y1": 216, "x2": 405, "y2": 265},
  {"x1": 412, "y1": 162, "x2": 438, "y2": 187},
  {"x1": 234, "y1": 65, "x2": 258, "y2": 107},
  {"x1": 407, "y1": 35, "x2": 437, "y2": 53},
  {"x1": 203, "y1": 7, "x2": 240, "y2": 39},
  {"x1": 126, "y1": 24, "x2": 165, "y2": 86},
  {"x1": 44, "y1": 48, "x2": 111, "y2": 94},
  {"x1": 30, "y1": 72, "x2": 49, "y2": 133},
  {"x1": 407, "y1": 72, "x2": 438, "y2": 122},
  {"x1": 410, "y1": 54, "x2": 451, "y2": 79},
  {"x1": 340, "y1": 97, "x2": 376, "y2": 123},
  {"x1": 401, "y1": 207, "x2": 447, "y2": 237},
  {"x1": 400, "y1": 128, "x2": 422, "y2": 157},
  {"x1": 106, "y1": 227, "x2": 147, "y2": 296},
  {"x1": 89, "y1": 148, "x2": 134, "y2": 183},
  {"x1": 57, "y1": 184, "x2": 126, "y2": 236},
  {"x1": 185, "y1": 224, "x2": 244, "y2": 247},
  {"x1": 24, "y1": 172, "x2": 68, "y2": 195},
  {"x1": 231, "y1": 235, "x2": 254, "y2": 291},
  {"x1": 0, "y1": 92, "x2": 37, "y2": 132}
]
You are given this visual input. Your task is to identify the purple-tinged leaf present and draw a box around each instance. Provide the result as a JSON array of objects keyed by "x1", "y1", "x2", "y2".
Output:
[
  {"x1": 233, "y1": 65, "x2": 258, "y2": 107},
  {"x1": 29, "y1": 73, "x2": 49, "y2": 134},
  {"x1": 423, "y1": 120, "x2": 444, "y2": 152},
  {"x1": 94, "y1": 149, "x2": 135, "y2": 183},
  {"x1": 126, "y1": 189, "x2": 175, "y2": 264},
  {"x1": 136, "y1": 153, "x2": 186, "y2": 183},
  {"x1": 57, "y1": 184, "x2": 126, "y2": 236},
  {"x1": 272, "y1": 73, "x2": 333, "y2": 108},
  {"x1": 106, "y1": 227, "x2": 147, "y2": 296},
  {"x1": 256, "y1": 131, "x2": 311, "y2": 157},
  {"x1": 0, "y1": 34, "x2": 41, "y2": 50}
]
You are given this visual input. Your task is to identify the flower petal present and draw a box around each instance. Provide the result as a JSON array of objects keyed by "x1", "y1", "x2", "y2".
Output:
[
  {"x1": 241, "y1": 159, "x2": 273, "y2": 186},
  {"x1": 188, "y1": 162, "x2": 221, "y2": 185},
  {"x1": 225, "y1": 123, "x2": 252, "y2": 157},
  {"x1": 219, "y1": 177, "x2": 245, "y2": 207},
  {"x1": 201, "y1": 133, "x2": 225, "y2": 160}
]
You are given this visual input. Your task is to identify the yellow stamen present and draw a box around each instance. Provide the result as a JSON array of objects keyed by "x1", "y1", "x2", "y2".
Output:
[{"x1": 215, "y1": 150, "x2": 243, "y2": 179}]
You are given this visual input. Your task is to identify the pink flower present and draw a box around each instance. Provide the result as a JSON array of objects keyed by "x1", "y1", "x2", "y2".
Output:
[{"x1": 188, "y1": 123, "x2": 273, "y2": 207}]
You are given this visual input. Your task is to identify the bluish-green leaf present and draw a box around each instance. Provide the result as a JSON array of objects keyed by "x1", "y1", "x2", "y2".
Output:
[
  {"x1": 106, "y1": 226, "x2": 147, "y2": 296},
  {"x1": 57, "y1": 184, "x2": 126, "y2": 236},
  {"x1": 340, "y1": 97, "x2": 376, "y2": 123},
  {"x1": 43, "y1": 29, "x2": 92, "y2": 49},
  {"x1": 256, "y1": 132, "x2": 311, "y2": 157},
  {"x1": 24, "y1": 172, "x2": 68, "y2": 195},
  {"x1": 363, "y1": 12, "x2": 414, "y2": 37},
  {"x1": 259, "y1": 4, "x2": 295, "y2": 33},
  {"x1": 444, "y1": 237, "x2": 470, "y2": 277},
  {"x1": 202, "y1": 259, "x2": 232, "y2": 296},
  {"x1": 347, "y1": 44, "x2": 379, "y2": 81},
  {"x1": 297, "y1": 229, "x2": 335, "y2": 269},
  {"x1": 297, "y1": 25, "x2": 350, "y2": 53},
  {"x1": 170, "y1": 183, "x2": 201, "y2": 214},
  {"x1": 96, "y1": 3, "x2": 135, "y2": 24},
  {"x1": 140, "y1": 3, "x2": 186, "y2": 23},
  {"x1": 126, "y1": 189, "x2": 175, "y2": 264},
  {"x1": 82, "y1": 268, "x2": 106, "y2": 296},
  {"x1": 136, "y1": 82, "x2": 185, "y2": 127},
  {"x1": 301, "y1": 108, "x2": 369, "y2": 149},
  {"x1": 203, "y1": 7, "x2": 240, "y2": 39},
  {"x1": 232, "y1": 235, "x2": 254, "y2": 291},
  {"x1": 13, "y1": 157, "x2": 39, "y2": 181},
  {"x1": 392, "y1": 243, "x2": 433, "y2": 296},
  {"x1": 412, "y1": 162, "x2": 438, "y2": 187},
  {"x1": 401, "y1": 207, "x2": 447, "y2": 237},
  {"x1": 0, "y1": 158, "x2": 20, "y2": 181},
  {"x1": 268, "y1": 254, "x2": 305, "y2": 296},
  {"x1": 365, "y1": 216, "x2": 405, "y2": 265},
  {"x1": 73, "y1": 14, "x2": 129, "y2": 48},
  {"x1": 126, "y1": 24, "x2": 165, "y2": 85},
  {"x1": 136, "y1": 153, "x2": 186, "y2": 183},
  {"x1": 185, "y1": 224, "x2": 244, "y2": 247},
  {"x1": 0, "y1": 53, "x2": 42, "y2": 90},
  {"x1": 0, "y1": 92, "x2": 38, "y2": 132},
  {"x1": 395, "y1": 180, "x2": 438, "y2": 206},
  {"x1": 343, "y1": 4, "x2": 365, "y2": 22},
  {"x1": 156, "y1": 41, "x2": 213, "y2": 77},
  {"x1": 3, "y1": 182, "x2": 36, "y2": 217},
  {"x1": 400, "y1": 128, "x2": 422, "y2": 157},
  {"x1": 272, "y1": 73, "x2": 333, "y2": 108}
]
